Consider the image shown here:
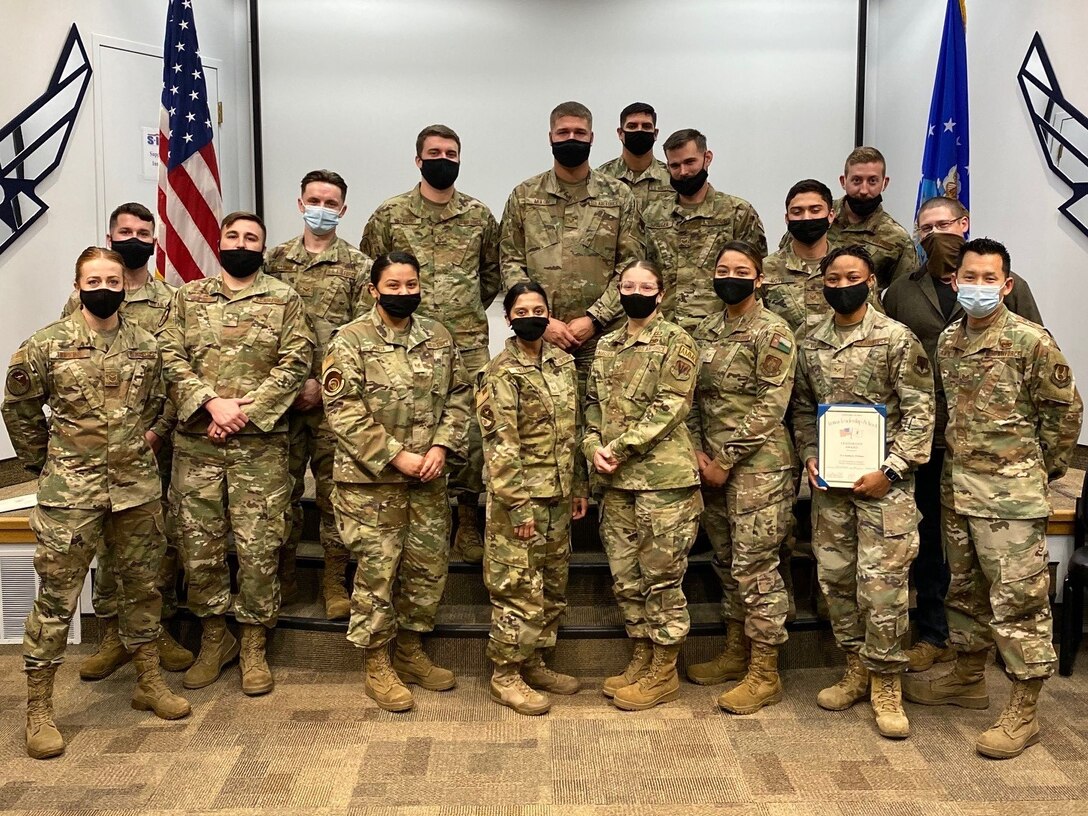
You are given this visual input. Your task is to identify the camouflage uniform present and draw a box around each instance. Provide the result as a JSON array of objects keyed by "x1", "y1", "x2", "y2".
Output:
[
  {"x1": 596, "y1": 156, "x2": 674, "y2": 212},
  {"x1": 263, "y1": 236, "x2": 372, "y2": 569},
  {"x1": 793, "y1": 306, "x2": 935, "y2": 672},
  {"x1": 323, "y1": 307, "x2": 471, "y2": 649},
  {"x1": 159, "y1": 273, "x2": 314, "y2": 627},
  {"x1": 62, "y1": 278, "x2": 179, "y2": 620},
  {"x1": 476, "y1": 338, "x2": 587, "y2": 665},
  {"x1": 3, "y1": 311, "x2": 167, "y2": 669},
  {"x1": 688, "y1": 302, "x2": 797, "y2": 645},
  {"x1": 937, "y1": 306, "x2": 1082, "y2": 679},
  {"x1": 361, "y1": 185, "x2": 501, "y2": 498},
  {"x1": 827, "y1": 199, "x2": 917, "y2": 289},
  {"x1": 642, "y1": 185, "x2": 768, "y2": 335},
  {"x1": 584, "y1": 314, "x2": 703, "y2": 645}
]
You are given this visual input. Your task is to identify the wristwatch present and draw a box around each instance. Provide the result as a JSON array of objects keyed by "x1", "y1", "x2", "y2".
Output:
[
  {"x1": 587, "y1": 312, "x2": 605, "y2": 336},
  {"x1": 880, "y1": 465, "x2": 902, "y2": 484}
]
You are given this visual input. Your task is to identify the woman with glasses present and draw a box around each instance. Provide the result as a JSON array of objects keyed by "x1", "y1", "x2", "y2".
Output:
[
  {"x1": 684, "y1": 241, "x2": 798, "y2": 714},
  {"x1": 584, "y1": 258, "x2": 702, "y2": 711}
]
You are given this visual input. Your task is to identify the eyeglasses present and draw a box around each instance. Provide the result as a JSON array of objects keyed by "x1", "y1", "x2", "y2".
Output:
[
  {"x1": 619, "y1": 282, "x2": 660, "y2": 295},
  {"x1": 917, "y1": 218, "x2": 962, "y2": 237}
]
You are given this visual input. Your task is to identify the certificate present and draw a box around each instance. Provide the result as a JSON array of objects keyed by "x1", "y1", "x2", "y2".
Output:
[{"x1": 816, "y1": 404, "x2": 886, "y2": 489}]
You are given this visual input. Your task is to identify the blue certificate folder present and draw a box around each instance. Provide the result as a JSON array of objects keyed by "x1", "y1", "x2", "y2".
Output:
[{"x1": 816, "y1": 403, "x2": 887, "y2": 489}]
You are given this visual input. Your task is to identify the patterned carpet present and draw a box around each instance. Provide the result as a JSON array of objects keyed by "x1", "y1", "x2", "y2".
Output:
[{"x1": 1, "y1": 644, "x2": 1087, "y2": 815}]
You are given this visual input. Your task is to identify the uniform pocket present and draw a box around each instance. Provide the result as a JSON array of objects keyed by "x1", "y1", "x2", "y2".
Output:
[
  {"x1": 974, "y1": 361, "x2": 1023, "y2": 420},
  {"x1": 649, "y1": 492, "x2": 703, "y2": 537},
  {"x1": 881, "y1": 500, "x2": 918, "y2": 538}
]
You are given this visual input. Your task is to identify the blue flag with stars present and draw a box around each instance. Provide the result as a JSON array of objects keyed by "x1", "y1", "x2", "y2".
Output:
[{"x1": 916, "y1": 0, "x2": 969, "y2": 216}]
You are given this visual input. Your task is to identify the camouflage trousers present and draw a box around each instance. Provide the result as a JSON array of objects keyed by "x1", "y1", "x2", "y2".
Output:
[
  {"x1": 483, "y1": 494, "x2": 571, "y2": 666},
  {"x1": 171, "y1": 432, "x2": 290, "y2": 627},
  {"x1": 703, "y1": 470, "x2": 793, "y2": 646},
  {"x1": 942, "y1": 511, "x2": 1055, "y2": 680},
  {"x1": 284, "y1": 407, "x2": 344, "y2": 560},
  {"x1": 449, "y1": 346, "x2": 488, "y2": 499},
  {"x1": 600, "y1": 486, "x2": 703, "y2": 645},
  {"x1": 24, "y1": 500, "x2": 165, "y2": 670},
  {"x1": 334, "y1": 479, "x2": 451, "y2": 650},
  {"x1": 811, "y1": 482, "x2": 919, "y2": 673}
]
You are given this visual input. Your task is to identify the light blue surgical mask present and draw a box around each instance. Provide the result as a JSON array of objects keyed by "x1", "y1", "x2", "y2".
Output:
[
  {"x1": 303, "y1": 205, "x2": 340, "y2": 236},
  {"x1": 956, "y1": 283, "x2": 1002, "y2": 318}
]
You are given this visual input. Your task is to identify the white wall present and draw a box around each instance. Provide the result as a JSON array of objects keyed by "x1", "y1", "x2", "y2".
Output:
[
  {"x1": 867, "y1": 0, "x2": 1088, "y2": 443},
  {"x1": 0, "y1": 0, "x2": 253, "y2": 459}
]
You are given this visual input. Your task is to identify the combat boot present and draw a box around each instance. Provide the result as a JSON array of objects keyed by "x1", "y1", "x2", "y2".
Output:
[
  {"x1": 322, "y1": 549, "x2": 352, "y2": 621},
  {"x1": 902, "y1": 649, "x2": 989, "y2": 709},
  {"x1": 613, "y1": 642, "x2": 681, "y2": 711},
  {"x1": 364, "y1": 645, "x2": 414, "y2": 711},
  {"x1": 904, "y1": 640, "x2": 956, "y2": 672},
  {"x1": 131, "y1": 642, "x2": 192, "y2": 719},
  {"x1": 817, "y1": 652, "x2": 870, "y2": 710},
  {"x1": 717, "y1": 641, "x2": 783, "y2": 714},
  {"x1": 79, "y1": 616, "x2": 132, "y2": 680},
  {"x1": 239, "y1": 624, "x2": 274, "y2": 696},
  {"x1": 686, "y1": 623, "x2": 749, "y2": 685},
  {"x1": 156, "y1": 626, "x2": 195, "y2": 672},
  {"x1": 490, "y1": 662, "x2": 552, "y2": 715},
  {"x1": 603, "y1": 638, "x2": 653, "y2": 698},
  {"x1": 182, "y1": 616, "x2": 239, "y2": 689},
  {"x1": 975, "y1": 678, "x2": 1043, "y2": 759},
  {"x1": 453, "y1": 501, "x2": 483, "y2": 563},
  {"x1": 26, "y1": 666, "x2": 65, "y2": 760},
  {"x1": 871, "y1": 673, "x2": 910, "y2": 738},
  {"x1": 522, "y1": 651, "x2": 579, "y2": 695},
  {"x1": 278, "y1": 543, "x2": 299, "y2": 604},
  {"x1": 392, "y1": 630, "x2": 456, "y2": 690}
]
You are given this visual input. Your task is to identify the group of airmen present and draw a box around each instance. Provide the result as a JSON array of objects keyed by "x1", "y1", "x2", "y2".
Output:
[{"x1": 3, "y1": 100, "x2": 1082, "y2": 763}]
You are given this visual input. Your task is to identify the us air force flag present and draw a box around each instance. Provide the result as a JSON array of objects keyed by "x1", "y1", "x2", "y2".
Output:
[{"x1": 916, "y1": 0, "x2": 969, "y2": 216}]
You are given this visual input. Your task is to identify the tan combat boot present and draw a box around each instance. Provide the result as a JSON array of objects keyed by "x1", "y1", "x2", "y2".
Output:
[
  {"x1": 156, "y1": 626, "x2": 195, "y2": 672},
  {"x1": 717, "y1": 641, "x2": 783, "y2": 714},
  {"x1": 453, "y1": 502, "x2": 483, "y2": 563},
  {"x1": 26, "y1": 666, "x2": 65, "y2": 760},
  {"x1": 322, "y1": 549, "x2": 352, "y2": 621},
  {"x1": 490, "y1": 662, "x2": 552, "y2": 715},
  {"x1": 975, "y1": 678, "x2": 1044, "y2": 759},
  {"x1": 131, "y1": 642, "x2": 192, "y2": 719},
  {"x1": 817, "y1": 652, "x2": 870, "y2": 710},
  {"x1": 364, "y1": 645, "x2": 414, "y2": 711},
  {"x1": 613, "y1": 642, "x2": 682, "y2": 711},
  {"x1": 522, "y1": 651, "x2": 579, "y2": 695},
  {"x1": 182, "y1": 616, "x2": 239, "y2": 690},
  {"x1": 871, "y1": 673, "x2": 910, "y2": 738},
  {"x1": 904, "y1": 640, "x2": 956, "y2": 672},
  {"x1": 278, "y1": 542, "x2": 299, "y2": 604},
  {"x1": 239, "y1": 624, "x2": 274, "y2": 696},
  {"x1": 603, "y1": 638, "x2": 653, "y2": 698},
  {"x1": 686, "y1": 623, "x2": 750, "y2": 685},
  {"x1": 79, "y1": 616, "x2": 132, "y2": 680},
  {"x1": 902, "y1": 649, "x2": 989, "y2": 709},
  {"x1": 392, "y1": 630, "x2": 456, "y2": 690}
]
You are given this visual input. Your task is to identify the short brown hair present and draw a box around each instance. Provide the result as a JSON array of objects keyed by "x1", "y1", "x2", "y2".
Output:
[
  {"x1": 550, "y1": 101, "x2": 592, "y2": 130},
  {"x1": 844, "y1": 146, "x2": 886, "y2": 176},
  {"x1": 415, "y1": 124, "x2": 461, "y2": 157},
  {"x1": 918, "y1": 195, "x2": 968, "y2": 220},
  {"x1": 221, "y1": 211, "x2": 266, "y2": 243},
  {"x1": 663, "y1": 128, "x2": 707, "y2": 153},
  {"x1": 108, "y1": 202, "x2": 154, "y2": 231},
  {"x1": 300, "y1": 169, "x2": 347, "y2": 199},
  {"x1": 74, "y1": 246, "x2": 125, "y2": 284}
]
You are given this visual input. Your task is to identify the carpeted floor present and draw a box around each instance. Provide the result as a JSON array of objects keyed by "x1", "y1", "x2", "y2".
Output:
[{"x1": 2, "y1": 645, "x2": 1087, "y2": 815}]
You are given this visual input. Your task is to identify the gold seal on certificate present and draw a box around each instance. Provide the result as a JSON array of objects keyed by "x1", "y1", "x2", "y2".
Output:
[{"x1": 817, "y1": 404, "x2": 886, "y2": 488}]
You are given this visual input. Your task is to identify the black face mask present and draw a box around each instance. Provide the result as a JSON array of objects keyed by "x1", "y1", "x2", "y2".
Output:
[
  {"x1": 551, "y1": 138, "x2": 592, "y2": 168},
  {"x1": 670, "y1": 167, "x2": 708, "y2": 198},
  {"x1": 844, "y1": 193, "x2": 882, "y2": 218},
  {"x1": 623, "y1": 130, "x2": 655, "y2": 157},
  {"x1": 620, "y1": 293, "x2": 658, "y2": 320},
  {"x1": 420, "y1": 158, "x2": 459, "y2": 190},
  {"x1": 787, "y1": 217, "x2": 831, "y2": 245},
  {"x1": 80, "y1": 287, "x2": 126, "y2": 320},
  {"x1": 714, "y1": 277, "x2": 756, "y2": 306},
  {"x1": 219, "y1": 248, "x2": 264, "y2": 279},
  {"x1": 823, "y1": 281, "x2": 871, "y2": 315},
  {"x1": 379, "y1": 292, "x2": 421, "y2": 319},
  {"x1": 111, "y1": 237, "x2": 155, "y2": 270},
  {"x1": 511, "y1": 316, "x2": 549, "y2": 342}
]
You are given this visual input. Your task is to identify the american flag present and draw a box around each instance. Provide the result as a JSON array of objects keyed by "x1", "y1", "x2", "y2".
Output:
[{"x1": 156, "y1": 0, "x2": 222, "y2": 285}]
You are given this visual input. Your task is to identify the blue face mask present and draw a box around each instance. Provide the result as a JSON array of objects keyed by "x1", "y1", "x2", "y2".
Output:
[
  {"x1": 956, "y1": 283, "x2": 1003, "y2": 318},
  {"x1": 303, "y1": 205, "x2": 340, "y2": 236}
]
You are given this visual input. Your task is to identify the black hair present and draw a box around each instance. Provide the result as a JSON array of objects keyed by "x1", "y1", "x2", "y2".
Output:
[
  {"x1": 959, "y1": 237, "x2": 1011, "y2": 276},
  {"x1": 503, "y1": 281, "x2": 550, "y2": 316},
  {"x1": 371, "y1": 251, "x2": 420, "y2": 285},
  {"x1": 785, "y1": 179, "x2": 833, "y2": 211},
  {"x1": 820, "y1": 245, "x2": 874, "y2": 276},
  {"x1": 619, "y1": 102, "x2": 656, "y2": 126},
  {"x1": 715, "y1": 240, "x2": 764, "y2": 276}
]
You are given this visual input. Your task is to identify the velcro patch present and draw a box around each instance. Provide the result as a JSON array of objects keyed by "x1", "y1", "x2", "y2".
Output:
[
  {"x1": 6, "y1": 367, "x2": 31, "y2": 396},
  {"x1": 761, "y1": 355, "x2": 782, "y2": 377},
  {"x1": 770, "y1": 333, "x2": 793, "y2": 354},
  {"x1": 914, "y1": 355, "x2": 931, "y2": 375},
  {"x1": 1052, "y1": 363, "x2": 1072, "y2": 388},
  {"x1": 128, "y1": 351, "x2": 158, "y2": 360},
  {"x1": 323, "y1": 367, "x2": 346, "y2": 398}
]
